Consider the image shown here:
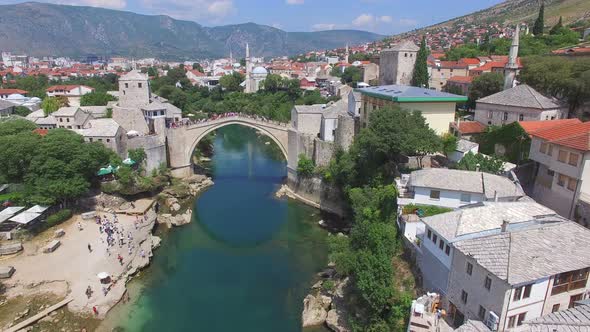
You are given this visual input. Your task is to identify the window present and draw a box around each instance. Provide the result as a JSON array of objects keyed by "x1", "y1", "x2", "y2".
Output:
[
  {"x1": 123, "y1": 90, "x2": 126, "y2": 95},
  {"x1": 503, "y1": 112, "x2": 508, "y2": 121},
  {"x1": 461, "y1": 290, "x2": 468, "y2": 304},
  {"x1": 59, "y1": 118, "x2": 63, "y2": 122},
  {"x1": 466, "y1": 262, "x2": 473, "y2": 276},
  {"x1": 523, "y1": 284, "x2": 532, "y2": 299},
  {"x1": 558, "y1": 150, "x2": 568, "y2": 163},
  {"x1": 513, "y1": 286, "x2": 522, "y2": 301},
  {"x1": 548, "y1": 144, "x2": 553, "y2": 156},
  {"x1": 569, "y1": 294, "x2": 583, "y2": 308},
  {"x1": 138, "y1": 83, "x2": 142, "y2": 88},
  {"x1": 540, "y1": 142, "x2": 548, "y2": 154},
  {"x1": 427, "y1": 229, "x2": 432, "y2": 240},
  {"x1": 569, "y1": 153, "x2": 579, "y2": 167},
  {"x1": 517, "y1": 313, "x2": 527, "y2": 326},
  {"x1": 439, "y1": 239, "x2": 445, "y2": 250},
  {"x1": 445, "y1": 245, "x2": 450, "y2": 256},
  {"x1": 508, "y1": 316, "x2": 516, "y2": 328},
  {"x1": 487, "y1": 111, "x2": 493, "y2": 119},
  {"x1": 552, "y1": 268, "x2": 589, "y2": 295},
  {"x1": 404, "y1": 53, "x2": 408, "y2": 57},
  {"x1": 89, "y1": 138, "x2": 93, "y2": 142},
  {"x1": 519, "y1": 114, "x2": 524, "y2": 121},
  {"x1": 552, "y1": 304, "x2": 560, "y2": 313},
  {"x1": 460, "y1": 193, "x2": 471, "y2": 203},
  {"x1": 430, "y1": 190, "x2": 440, "y2": 200},
  {"x1": 106, "y1": 139, "x2": 110, "y2": 143},
  {"x1": 125, "y1": 83, "x2": 129, "y2": 88},
  {"x1": 567, "y1": 178, "x2": 577, "y2": 191},
  {"x1": 432, "y1": 233, "x2": 438, "y2": 244},
  {"x1": 478, "y1": 306, "x2": 486, "y2": 320},
  {"x1": 484, "y1": 276, "x2": 492, "y2": 291},
  {"x1": 558, "y1": 174, "x2": 567, "y2": 187},
  {"x1": 98, "y1": 139, "x2": 103, "y2": 142},
  {"x1": 548, "y1": 169, "x2": 555, "y2": 177},
  {"x1": 66, "y1": 118, "x2": 70, "y2": 122}
]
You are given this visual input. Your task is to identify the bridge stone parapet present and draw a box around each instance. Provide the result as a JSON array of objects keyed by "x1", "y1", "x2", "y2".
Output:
[{"x1": 166, "y1": 115, "x2": 291, "y2": 178}]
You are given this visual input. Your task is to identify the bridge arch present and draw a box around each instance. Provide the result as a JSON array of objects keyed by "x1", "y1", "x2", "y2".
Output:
[{"x1": 167, "y1": 116, "x2": 290, "y2": 177}]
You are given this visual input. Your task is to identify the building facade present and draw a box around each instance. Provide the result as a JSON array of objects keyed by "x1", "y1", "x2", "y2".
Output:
[{"x1": 379, "y1": 40, "x2": 419, "y2": 86}]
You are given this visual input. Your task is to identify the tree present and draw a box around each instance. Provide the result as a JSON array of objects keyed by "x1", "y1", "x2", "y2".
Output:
[
  {"x1": 468, "y1": 72, "x2": 503, "y2": 108},
  {"x1": 13, "y1": 106, "x2": 31, "y2": 117},
  {"x1": 192, "y1": 62, "x2": 204, "y2": 72},
  {"x1": 297, "y1": 154, "x2": 315, "y2": 177},
  {"x1": 340, "y1": 66, "x2": 363, "y2": 86},
  {"x1": 147, "y1": 67, "x2": 158, "y2": 77},
  {"x1": 41, "y1": 96, "x2": 66, "y2": 116},
  {"x1": 0, "y1": 131, "x2": 41, "y2": 183},
  {"x1": 455, "y1": 152, "x2": 505, "y2": 174},
  {"x1": 219, "y1": 72, "x2": 244, "y2": 92},
  {"x1": 0, "y1": 118, "x2": 37, "y2": 137},
  {"x1": 80, "y1": 91, "x2": 116, "y2": 106},
  {"x1": 441, "y1": 133, "x2": 458, "y2": 157},
  {"x1": 549, "y1": 16, "x2": 563, "y2": 35},
  {"x1": 411, "y1": 36, "x2": 429, "y2": 88},
  {"x1": 533, "y1": 2, "x2": 545, "y2": 36},
  {"x1": 24, "y1": 129, "x2": 112, "y2": 206},
  {"x1": 128, "y1": 148, "x2": 147, "y2": 165}
]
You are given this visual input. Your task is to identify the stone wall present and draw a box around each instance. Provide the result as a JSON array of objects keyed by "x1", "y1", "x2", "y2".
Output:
[
  {"x1": 127, "y1": 134, "x2": 167, "y2": 173},
  {"x1": 314, "y1": 138, "x2": 335, "y2": 167},
  {"x1": 287, "y1": 173, "x2": 347, "y2": 216},
  {"x1": 112, "y1": 106, "x2": 150, "y2": 135},
  {"x1": 334, "y1": 114, "x2": 355, "y2": 151},
  {"x1": 379, "y1": 49, "x2": 417, "y2": 86}
]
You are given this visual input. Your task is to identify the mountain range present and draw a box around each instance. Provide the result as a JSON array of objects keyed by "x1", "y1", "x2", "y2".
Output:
[{"x1": 0, "y1": 2, "x2": 383, "y2": 60}]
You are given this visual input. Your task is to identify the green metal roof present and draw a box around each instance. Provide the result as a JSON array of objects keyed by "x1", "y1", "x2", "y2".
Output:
[{"x1": 357, "y1": 85, "x2": 468, "y2": 103}]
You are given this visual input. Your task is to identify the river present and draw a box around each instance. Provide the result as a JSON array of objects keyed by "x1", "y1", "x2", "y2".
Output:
[{"x1": 104, "y1": 125, "x2": 330, "y2": 332}]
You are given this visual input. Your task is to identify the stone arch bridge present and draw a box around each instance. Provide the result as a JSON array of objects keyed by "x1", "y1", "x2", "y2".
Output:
[{"x1": 166, "y1": 115, "x2": 291, "y2": 177}]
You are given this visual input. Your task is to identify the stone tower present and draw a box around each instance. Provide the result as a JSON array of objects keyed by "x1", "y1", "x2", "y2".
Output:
[
  {"x1": 379, "y1": 40, "x2": 419, "y2": 86},
  {"x1": 504, "y1": 25, "x2": 520, "y2": 90},
  {"x1": 118, "y1": 70, "x2": 151, "y2": 108}
]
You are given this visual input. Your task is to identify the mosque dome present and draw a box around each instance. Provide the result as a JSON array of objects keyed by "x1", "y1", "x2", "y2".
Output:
[{"x1": 252, "y1": 66, "x2": 268, "y2": 75}]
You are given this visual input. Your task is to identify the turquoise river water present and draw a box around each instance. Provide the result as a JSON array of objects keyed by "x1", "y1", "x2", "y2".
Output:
[{"x1": 105, "y1": 125, "x2": 330, "y2": 332}]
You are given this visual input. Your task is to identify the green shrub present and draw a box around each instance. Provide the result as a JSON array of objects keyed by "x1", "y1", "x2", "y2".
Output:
[
  {"x1": 402, "y1": 204, "x2": 453, "y2": 217},
  {"x1": 297, "y1": 154, "x2": 315, "y2": 177},
  {"x1": 322, "y1": 279, "x2": 335, "y2": 291},
  {"x1": 46, "y1": 209, "x2": 72, "y2": 227}
]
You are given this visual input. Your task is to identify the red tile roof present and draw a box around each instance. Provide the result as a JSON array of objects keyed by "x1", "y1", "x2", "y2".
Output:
[
  {"x1": 33, "y1": 128, "x2": 49, "y2": 136},
  {"x1": 518, "y1": 119, "x2": 582, "y2": 135},
  {"x1": 447, "y1": 76, "x2": 473, "y2": 83},
  {"x1": 531, "y1": 121, "x2": 590, "y2": 151},
  {"x1": 0, "y1": 88, "x2": 28, "y2": 95},
  {"x1": 453, "y1": 121, "x2": 486, "y2": 134},
  {"x1": 459, "y1": 58, "x2": 480, "y2": 65}
]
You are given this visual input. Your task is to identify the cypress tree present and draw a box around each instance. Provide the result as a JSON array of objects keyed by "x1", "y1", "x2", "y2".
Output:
[
  {"x1": 411, "y1": 36, "x2": 429, "y2": 88},
  {"x1": 532, "y1": 2, "x2": 545, "y2": 35},
  {"x1": 549, "y1": 16, "x2": 563, "y2": 35}
]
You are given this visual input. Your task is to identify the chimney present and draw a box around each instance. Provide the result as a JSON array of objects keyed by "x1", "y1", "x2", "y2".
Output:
[{"x1": 501, "y1": 220, "x2": 509, "y2": 233}]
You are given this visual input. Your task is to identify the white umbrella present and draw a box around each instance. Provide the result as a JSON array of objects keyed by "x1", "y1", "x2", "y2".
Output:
[{"x1": 97, "y1": 272, "x2": 110, "y2": 280}]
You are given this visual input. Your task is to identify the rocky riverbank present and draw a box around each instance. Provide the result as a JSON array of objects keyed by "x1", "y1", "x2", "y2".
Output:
[{"x1": 302, "y1": 265, "x2": 352, "y2": 332}]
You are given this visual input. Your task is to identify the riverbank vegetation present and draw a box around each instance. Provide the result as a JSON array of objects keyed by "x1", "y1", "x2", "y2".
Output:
[
  {"x1": 0, "y1": 118, "x2": 115, "y2": 207},
  {"x1": 322, "y1": 106, "x2": 443, "y2": 330}
]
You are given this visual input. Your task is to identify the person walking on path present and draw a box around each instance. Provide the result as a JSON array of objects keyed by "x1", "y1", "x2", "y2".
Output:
[
  {"x1": 87, "y1": 244, "x2": 92, "y2": 253},
  {"x1": 93, "y1": 306, "x2": 98, "y2": 316}
]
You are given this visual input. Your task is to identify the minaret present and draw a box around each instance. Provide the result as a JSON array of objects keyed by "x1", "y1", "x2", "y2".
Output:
[
  {"x1": 245, "y1": 43, "x2": 253, "y2": 93},
  {"x1": 246, "y1": 43, "x2": 251, "y2": 77},
  {"x1": 503, "y1": 25, "x2": 520, "y2": 90},
  {"x1": 345, "y1": 43, "x2": 349, "y2": 63}
]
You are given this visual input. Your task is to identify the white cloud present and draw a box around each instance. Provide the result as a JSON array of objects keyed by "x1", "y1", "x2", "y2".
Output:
[
  {"x1": 378, "y1": 15, "x2": 392, "y2": 23},
  {"x1": 398, "y1": 18, "x2": 418, "y2": 26},
  {"x1": 286, "y1": 0, "x2": 304, "y2": 4},
  {"x1": 352, "y1": 13, "x2": 375, "y2": 27},
  {"x1": 141, "y1": 0, "x2": 236, "y2": 22},
  {"x1": 56, "y1": 0, "x2": 127, "y2": 9},
  {"x1": 271, "y1": 22, "x2": 283, "y2": 29}
]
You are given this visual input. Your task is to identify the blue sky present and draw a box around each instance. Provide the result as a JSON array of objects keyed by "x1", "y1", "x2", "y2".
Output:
[{"x1": 4, "y1": 0, "x2": 504, "y2": 34}]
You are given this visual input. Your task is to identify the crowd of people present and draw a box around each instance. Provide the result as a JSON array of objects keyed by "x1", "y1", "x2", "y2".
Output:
[
  {"x1": 167, "y1": 112, "x2": 288, "y2": 129},
  {"x1": 84, "y1": 212, "x2": 149, "y2": 315}
]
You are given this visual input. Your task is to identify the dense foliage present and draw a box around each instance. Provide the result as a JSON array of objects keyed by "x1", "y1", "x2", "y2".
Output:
[
  {"x1": 411, "y1": 36, "x2": 429, "y2": 88},
  {"x1": 46, "y1": 209, "x2": 73, "y2": 227},
  {"x1": 80, "y1": 91, "x2": 116, "y2": 106},
  {"x1": 322, "y1": 106, "x2": 448, "y2": 330},
  {"x1": 519, "y1": 56, "x2": 590, "y2": 115},
  {"x1": 468, "y1": 72, "x2": 503, "y2": 109},
  {"x1": 297, "y1": 154, "x2": 315, "y2": 177},
  {"x1": 0, "y1": 119, "x2": 115, "y2": 206},
  {"x1": 476, "y1": 122, "x2": 530, "y2": 163},
  {"x1": 454, "y1": 152, "x2": 505, "y2": 174}
]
